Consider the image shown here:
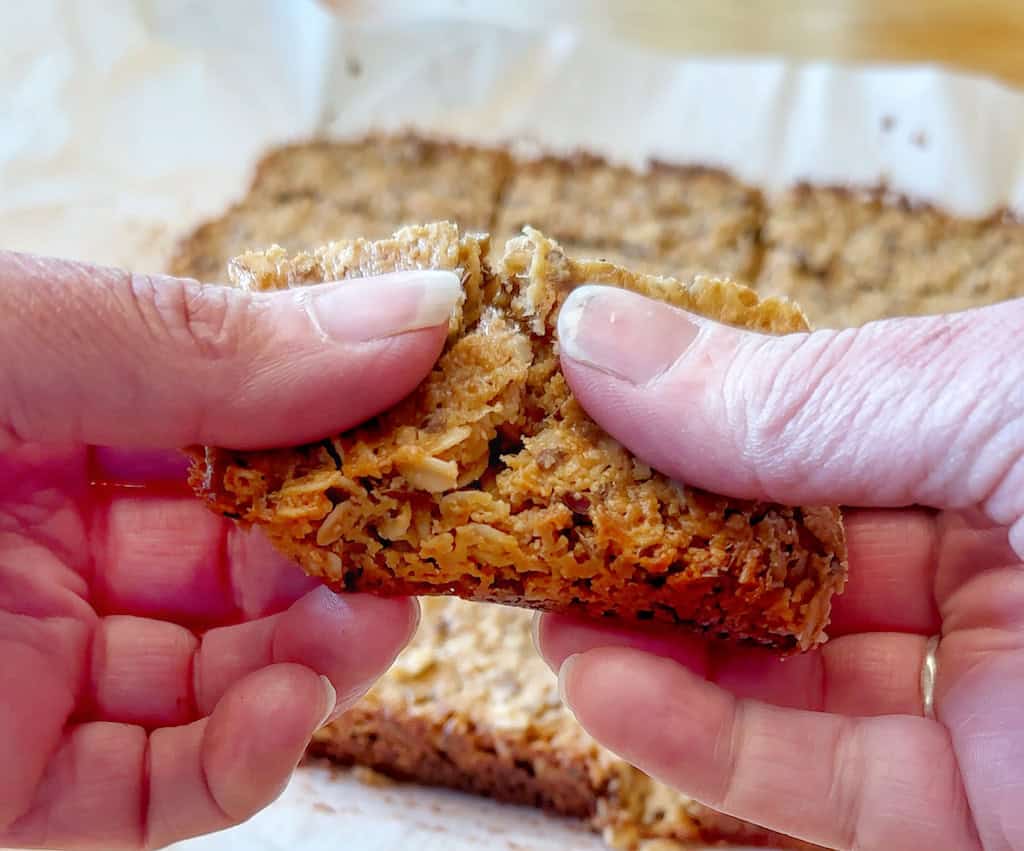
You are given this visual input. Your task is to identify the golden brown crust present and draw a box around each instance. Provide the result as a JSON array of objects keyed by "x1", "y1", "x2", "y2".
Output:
[
  {"x1": 189, "y1": 222, "x2": 846, "y2": 651},
  {"x1": 313, "y1": 597, "x2": 820, "y2": 850},
  {"x1": 756, "y1": 183, "x2": 1024, "y2": 327},
  {"x1": 312, "y1": 702, "x2": 598, "y2": 819},
  {"x1": 169, "y1": 135, "x2": 511, "y2": 282},
  {"x1": 170, "y1": 132, "x2": 1024, "y2": 851},
  {"x1": 168, "y1": 135, "x2": 1024, "y2": 331},
  {"x1": 493, "y1": 156, "x2": 764, "y2": 285}
]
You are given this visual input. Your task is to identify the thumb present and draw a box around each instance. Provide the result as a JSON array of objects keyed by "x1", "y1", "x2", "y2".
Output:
[
  {"x1": 558, "y1": 285, "x2": 1024, "y2": 547},
  {"x1": 0, "y1": 251, "x2": 460, "y2": 450}
]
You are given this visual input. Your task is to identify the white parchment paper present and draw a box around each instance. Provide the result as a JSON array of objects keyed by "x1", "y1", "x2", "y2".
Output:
[
  {"x1": 5, "y1": 0, "x2": 1024, "y2": 275},
  {"x1": 5, "y1": 1, "x2": 1023, "y2": 848}
]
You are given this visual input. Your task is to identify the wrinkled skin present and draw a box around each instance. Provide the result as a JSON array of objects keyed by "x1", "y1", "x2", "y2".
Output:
[
  {"x1": 0, "y1": 252, "x2": 459, "y2": 849},
  {"x1": 5, "y1": 247, "x2": 1024, "y2": 851},
  {"x1": 540, "y1": 286, "x2": 1024, "y2": 850}
]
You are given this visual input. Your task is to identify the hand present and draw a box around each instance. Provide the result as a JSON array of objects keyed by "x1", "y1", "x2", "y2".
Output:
[
  {"x1": 0, "y1": 252, "x2": 460, "y2": 849},
  {"x1": 539, "y1": 285, "x2": 1024, "y2": 851}
]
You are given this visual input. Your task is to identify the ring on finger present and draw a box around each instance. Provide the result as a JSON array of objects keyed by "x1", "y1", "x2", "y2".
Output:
[{"x1": 920, "y1": 634, "x2": 940, "y2": 720}]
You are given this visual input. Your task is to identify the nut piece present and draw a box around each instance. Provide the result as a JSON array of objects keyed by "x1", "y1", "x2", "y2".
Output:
[
  {"x1": 190, "y1": 223, "x2": 846, "y2": 652},
  {"x1": 396, "y1": 454, "x2": 459, "y2": 493}
]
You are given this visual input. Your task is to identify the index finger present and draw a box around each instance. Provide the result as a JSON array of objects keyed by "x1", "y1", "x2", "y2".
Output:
[
  {"x1": 89, "y1": 455, "x2": 316, "y2": 625},
  {"x1": 827, "y1": 508, "x2": 940, "y2": 636},
  {"x1": 559, "y1": 646, "x2": 979, "y2": 851}
]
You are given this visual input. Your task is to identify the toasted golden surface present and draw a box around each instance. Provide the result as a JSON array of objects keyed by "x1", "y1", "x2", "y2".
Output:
[
  {"x1": 756, "y1": 185, "x2": 1024, "y2": 326},
  {"x1": 313, "y1": 597, "x2": 816, "y2": 850},
  {"x1": 171, "y1": 135, "x2": 1024, "y2": 329},
  {"x1": 492, "y1": 156, "x2": 763, "y2": 284},
  {"x1": 190, "y1": 223, "x2": 846, "y2": 651},
  {"x1": 171, "y1": 132, "x2": 1024, "y2": 851},
  {"x1": 170, "y1": 136, "x2": 511, "y2": 282}
]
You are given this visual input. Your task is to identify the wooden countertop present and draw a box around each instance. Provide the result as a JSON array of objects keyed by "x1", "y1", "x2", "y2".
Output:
[
  {"x1": 330, "y1": 0, "x2": 1024, "y2": 91},
  {"x1": 604, "y1": 0, "x2": 1024, "y2": 89}
]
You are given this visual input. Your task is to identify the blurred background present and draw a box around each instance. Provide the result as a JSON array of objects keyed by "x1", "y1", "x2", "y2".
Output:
[{"x1": 328, "y1": 0, "x2": 1024, "y2": 87}]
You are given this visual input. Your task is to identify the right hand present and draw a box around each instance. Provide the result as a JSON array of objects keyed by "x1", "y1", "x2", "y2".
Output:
[{"x1": 539, "y1": 286, "x2": 1024, "y2": 850}]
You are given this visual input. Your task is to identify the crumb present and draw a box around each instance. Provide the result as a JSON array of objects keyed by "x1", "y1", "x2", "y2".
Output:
[
  {"x1": 352, "y1": 765, "x2": 396, "y2": 787},
  {"x1": 345, "y1": 55, "x2": 362, "y2": 77},
  {"x1": 171, "y1": 130, "x2": 1024, "y2": 851},
  {"x1": 911, "y1": 130, "x2": 929, "y2": 148},
  {"x1": 192, "y1": 224, "x2": 846, "y2": 651},
  {"x1": 312, "y1": 802, "x2": 337, "y2": 815}
]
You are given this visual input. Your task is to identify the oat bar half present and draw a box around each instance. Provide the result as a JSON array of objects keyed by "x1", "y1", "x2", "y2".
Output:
[
  {"x1": 312, "y1": 597, "x2": 823, "y2": 850},
  {"x1": 188, "y1": 223, "x2": 847, "y2": 650}
]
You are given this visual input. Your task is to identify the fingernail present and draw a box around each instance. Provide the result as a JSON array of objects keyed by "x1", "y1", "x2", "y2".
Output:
[
  {"x1": 558, "y1": 285, "x2": 701, "y2": 385},
  {"x1": 317, "y1": 675, "x2": 338, "y2": 728},
  {"x1": 530, "y1": 611, "x2": 543, "y2": 657},
  {"x1": 557, "y1": 653, "x2": 581, "y2": 707},
  {"x1": 305, "y1": 269, "x2": 462, "y2": 342}
]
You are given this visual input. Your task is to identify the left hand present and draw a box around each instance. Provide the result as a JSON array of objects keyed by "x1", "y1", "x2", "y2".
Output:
[{"x1": 0, "y1": 251, "x2": 459, "y2": 849}]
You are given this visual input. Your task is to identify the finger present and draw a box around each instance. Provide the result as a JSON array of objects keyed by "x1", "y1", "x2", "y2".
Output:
[
  {"x1": 557, "y1": 287, "x2": 1024, "y2": 524},
  {"x1": 226, "y1": 521, "x2": 321, "y2": 619},
  {"x1": 147, "y1": 664, "x2": 332, "y2": 848},
  {"x1": 537, "y1": 615, "x2": 927, "y2": 716},
  {"x1": 2, "y1": 664, "x2": 332, "y2": 850},
  {"x1": 0, "y1": 538, "x2": 92, "y2": 832},
  {"x1": 0, "y1": 537, "x2": 94, "y2": 623},
  {"x1": 87, "y1": 615, "x2": 199, "y2": 727},
  {"x1": 194, "y1": 587, "x2": 416, "y2": 718},
  {"x1": 940, "y1": 645, "x2": 1024, "y2": 849},
  {"x1": 559, "y1": 646, "x2": 980, "y2": 850},
  {"x1": 88, "y1": 447, "x2": 191, "y2": 487},
  {"x1": 92, "y1": 492, "x2": 316, "y2": 624},
  {"x1": 91, "y1": 493, "x2": 237, "y2": 624},
  {"x1": 0, "y1": 251, "x2": 460, "y2": 450},
  {"x1": 935, "y1": 510, "x2": 1023, "y2": 610},
  {"x1": 89, "y1": 445, "x2": 305, "y2": 618},
  {"x1": 1, "y1": 444, "x2": 93, "y2": 575},
  {"x1": 823, "y1": 509, "x2": 941, "y2": 636},
  {"x1": 1, "y1": 721, "x2": 148, "y2": 850},
  {"x1": 86, "y1": 588, "x2": 417, "y2": 727},
  {"x1": 0, "y1": 634, "x2": 80, "y2": 831}
]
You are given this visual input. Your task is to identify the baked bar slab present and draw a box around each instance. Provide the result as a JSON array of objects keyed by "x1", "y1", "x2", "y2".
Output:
[
  {"x1": 169, "y1": 135, "x2": 511, "y2": 282},
  {"x1": 493, "y1": 156, "x2": 763, "y2": 284},
  {"x1": 756, "y1": 184, "x2": 1024, "y2": 327},
  {"x1": 313, "y1": 597, "x2": 820, "y2": 850},
  {"x1": 189, "y1": 223, "x2": 846, "y2": 650},
  {"x1": 169, "y1": 136, "x2": 1024, "y2": 332}
]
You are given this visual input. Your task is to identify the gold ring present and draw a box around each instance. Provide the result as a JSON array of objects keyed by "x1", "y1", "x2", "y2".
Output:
[{"x1": 920, "y1": 634, "x2": 940, "y2": 720}]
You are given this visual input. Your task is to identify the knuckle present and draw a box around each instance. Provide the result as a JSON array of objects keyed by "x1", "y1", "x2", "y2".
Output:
[
  {"x1": 906, "y1": 311, "x2": 1023, "y2": 509},
  {"x1": 718, "y1": 311, "x2": 1002, "y2": 505},
  {"x1": 828, "y1": 718, "x2": 866, "y2": 850},
  {"x1": 713, "y1": 698, "x2": 746, "y2": 811},
  {"x1": 721, "y1": 327, "x2": 862, "y2": 481},
  {"x1": 127, "y1": 272, "x2": 249, "y2": 360}
]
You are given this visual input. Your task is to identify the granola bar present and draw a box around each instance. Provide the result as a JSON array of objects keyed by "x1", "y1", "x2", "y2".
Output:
[
  {"x1": 169, "y1": 135, "x2": 511, "y2": 282},
  {"x1": 757, "y1": 184, "x2": 1024, "y2": 327},
  {"x1": 312, "y1": 596, "x2": 819, "y2": 850},
  {"x1": 493, "y1": 155, "x2": 763, "y2": 284},
  {"x1": 170, "y1": 133, "x2": 1024, "y2": 851},
  {"x1": 189, "y1": 223, "x2": 847, "y2": 651},
  {"x1": 169, "y1": 136, "x2": 1024, "y2": 331}
]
